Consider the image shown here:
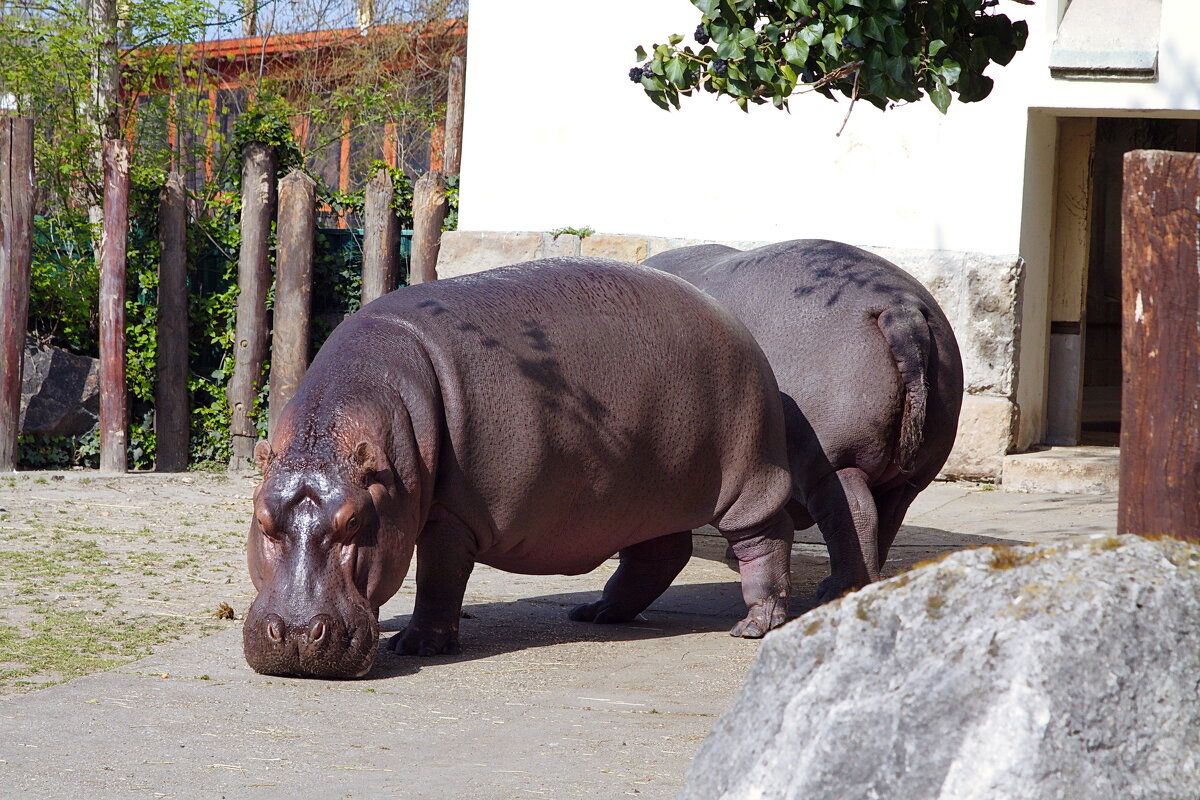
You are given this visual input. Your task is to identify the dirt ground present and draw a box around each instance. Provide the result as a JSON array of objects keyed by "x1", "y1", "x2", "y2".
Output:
[{"x1": 0, "y1": 471, "x2": 262, "y2": 694}]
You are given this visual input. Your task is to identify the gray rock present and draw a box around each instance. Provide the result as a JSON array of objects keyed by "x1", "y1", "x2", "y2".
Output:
[
  {"x1": 20, "y1": 340, "x2": 100, "y2": 437},
  {"x1": 681, "y1": 535, "x2": 1200, "y2": 800}
]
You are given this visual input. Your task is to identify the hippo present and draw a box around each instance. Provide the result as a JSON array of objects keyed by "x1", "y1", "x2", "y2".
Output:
[
  {"x1": 643, "y1": 239, "x2": 964, "y2": 602},
  {"x1": 243, "y1": 257, "x2": 795, "y2": 678}
]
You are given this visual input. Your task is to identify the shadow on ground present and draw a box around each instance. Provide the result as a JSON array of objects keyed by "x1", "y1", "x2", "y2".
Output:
[{"x1": 365, "y1": 523, "x2": 1021, "y2": 681}]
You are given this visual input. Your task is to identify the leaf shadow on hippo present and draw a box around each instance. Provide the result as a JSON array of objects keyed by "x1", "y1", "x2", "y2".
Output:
[
  {"x1": 242, "y1": 257, "x2": 797, "y2": 679},
  {"x1": 644, "y1": 239, "x2": 965, "y2": 604}
]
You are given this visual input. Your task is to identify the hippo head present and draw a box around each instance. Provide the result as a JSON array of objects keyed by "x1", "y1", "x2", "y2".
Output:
[{"x1": 243, "y1": 438, "x2": 413, "y2": 679}]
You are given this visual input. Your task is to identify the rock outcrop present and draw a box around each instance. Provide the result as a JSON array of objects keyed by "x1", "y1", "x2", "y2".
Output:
[
  {"x1": 681, "y1": 535, "x2": 1200, "y2": 800},
  {"x1": 20, "y1": 340, "x2": 100, "y2": 437}
]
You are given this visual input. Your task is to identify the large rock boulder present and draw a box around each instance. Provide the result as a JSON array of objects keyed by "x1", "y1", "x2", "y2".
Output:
[
  {"x1": 20, "y1": 340, "x2": 100, "y2": 437},
  {"x1": 681, "y1": 535, "x2": 1200, "y2": 800}
]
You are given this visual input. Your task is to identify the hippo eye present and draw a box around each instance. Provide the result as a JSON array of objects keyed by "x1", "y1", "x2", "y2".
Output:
[{"x1": 346, "y1": 514, "x2": 360, "y2": 533}]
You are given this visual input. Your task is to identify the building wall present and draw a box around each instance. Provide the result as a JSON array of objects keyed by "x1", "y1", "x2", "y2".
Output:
[{"x1": 448, "y1": 0, "x2": 1200, "y2": 479}]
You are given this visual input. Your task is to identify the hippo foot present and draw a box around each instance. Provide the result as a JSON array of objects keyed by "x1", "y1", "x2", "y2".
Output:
[
  {"x1": 387, "y1": 626, "x2": 461, "y2": 657},
  {"x1": 729, "y1": 600, "x2": 787, "y2": 639},
  {"x1": 567, "y1": 601, "x2": 644, "y2": 624},
  {"x1": 814, "y1": 575, "x2": 858, "y2": 606}
]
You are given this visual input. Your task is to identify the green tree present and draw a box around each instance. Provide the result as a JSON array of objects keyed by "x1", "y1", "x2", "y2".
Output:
[{"x1": 632, "y1": 0, "x2": 1030, "y2": 115}]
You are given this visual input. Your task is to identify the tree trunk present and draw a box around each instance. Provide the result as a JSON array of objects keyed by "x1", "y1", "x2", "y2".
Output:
[
  {"x1": 443, "y1": 56, "x2": 465, "y2": 176},
  {"x1": 227, "y1": 143, "x2": 278, "y2": 471},
  {"x1": 409, "y1": 171, "x2": 446, "y2": 285},
  {"x1": 85, "y1": 0, "x2": 120, "y2": 234},
  {"x1": 1119, "y1": 149, "x2": 1200, "y2": 539},
  {"x1": 99, "y1": 140, "x2": 130, "y2": 474},
  {"x1": 241, "y1": 0, "x2": 257, "y2": 37},
  {"x1": 361, "y1": 167, "x2": 400, "y2": 304},
  {"x1": 0, "y1": 116, "x2": 34, "y2": 471},
  {"x1": 267, "y1": 169, "x2": 315, "y2": 438},
  {"x1": 155, "y1": 171, "x2": 189, "y2": 472}
]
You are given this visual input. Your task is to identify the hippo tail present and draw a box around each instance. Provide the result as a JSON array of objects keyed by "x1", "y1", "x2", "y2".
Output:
[{"x1": 877, "y1": 304, "x2": 932, "y2": 473}]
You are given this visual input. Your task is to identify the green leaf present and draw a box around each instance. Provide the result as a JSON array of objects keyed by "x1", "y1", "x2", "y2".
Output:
[
  {"x1": 645, "y1": 89, "x2": 671, "y2": 111},
  {"x1": 822, "y1": 31, "x2": 841, "y2": 60},
  {"x1": 799, "y1": 23, "x2": 824, "y2": 46},
  {"x1": 665, "y1": 56, "x2": 690, "y2": 87},
  {"x1": 929, "y1": 77, "x2": 951, "y2": 114},
  {"x1": 787, "y1": 0, "x2": 812, "y2": 14},
  {"x1": 937, "y1": 59, "x2": 962, "y2": 86},
  {"x1": 928, "y1": 39, "x2": 946, "y2": 56},
  {"x1": 837, "y1": 14, "x2": 858, "y2": 31},
  {"x1": 635, "y1": 45, "x2": 647, "y2": 62},
  {"x1": 783, "y1": 38, "x2": 810, "y2": 66},
  {"x1": 693, "y1": 0, "x2": 719, "y2": 15},
  {"x1": 738, "y1": 27, "x2": 758, "y2": 47},
  {"x1": 716, "y1": 38, "x2": 745, "y2": 59},
  {"x1": 668, "y1": 33, "x2": 684, "y2": 46}
]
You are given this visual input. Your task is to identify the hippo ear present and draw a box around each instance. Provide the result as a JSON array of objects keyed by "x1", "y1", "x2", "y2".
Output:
[
  {"x1": 351, "y1": 440, "x2": 392, "y2": 486},
  {"x1": 254, "y1": 440, "x2": 273, "y2": 474}
]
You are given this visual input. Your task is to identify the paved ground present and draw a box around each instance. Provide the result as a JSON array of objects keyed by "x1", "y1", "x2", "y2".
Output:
[{"x1": 0, "y1": 477, "x2": 1117, "y2": 799}]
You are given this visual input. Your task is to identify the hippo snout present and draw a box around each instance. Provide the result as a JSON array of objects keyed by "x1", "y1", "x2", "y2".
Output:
[{"x1": 243, "y1": 604, "x2": 379, "y2": 679}]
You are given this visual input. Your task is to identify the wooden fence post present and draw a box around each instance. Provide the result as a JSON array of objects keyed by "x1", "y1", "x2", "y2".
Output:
[
  {"x1": 99, "y1": 139, "x2": 130, "y2": 474},
  {"x1": 361, "y1": 167, "x2": 400, "y2": 304},
  {"x1": 0, "y1": 116, "x2": 34, "y2": 471},
  {"x1": 443, "y1": 55, "x2": 465, "y2": 176},
  {"x1": 409, "y1": 171, "x2": 446, "y2": 285},
  {"x1": 155, "y1": 171, "x2": 189, "y2": 471},
  {"x1": 1119, "y1": 149, "x2": 1200, "y2": 538},
  {"x1": 267, "y1": 168, "x2": 315, "y2": 437},
  {"x1": 227, "y1": 143, "x2": 277, "y2": 470}
]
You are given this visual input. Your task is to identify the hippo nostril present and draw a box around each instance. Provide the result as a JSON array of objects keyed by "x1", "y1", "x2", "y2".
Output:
[
  {"x1": 266, "y1": 615, "x2": 285, "y2": 643},
  {"x1": 309, "y1": 618, "x2": 327, "y2": 643}
]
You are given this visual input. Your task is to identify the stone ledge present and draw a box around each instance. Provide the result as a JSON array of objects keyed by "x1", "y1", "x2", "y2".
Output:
[{"x1": 1002, "y1": 446, "x2": 1119, "y2": 494}]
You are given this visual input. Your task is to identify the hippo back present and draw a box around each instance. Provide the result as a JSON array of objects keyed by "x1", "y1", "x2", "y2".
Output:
[{"x1": 646, "y1": 239, "x2": 963, "y2": 490}]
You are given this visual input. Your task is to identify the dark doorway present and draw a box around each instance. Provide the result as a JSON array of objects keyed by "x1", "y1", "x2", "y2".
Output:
[{"x1": 1081, "y1": 118, "x2": 1200, "y2": 445}]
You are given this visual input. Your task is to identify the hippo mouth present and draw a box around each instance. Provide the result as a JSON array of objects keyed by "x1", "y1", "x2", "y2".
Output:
[{"x1": 242, "y1": 601, "x2": 380, "y2": 679}]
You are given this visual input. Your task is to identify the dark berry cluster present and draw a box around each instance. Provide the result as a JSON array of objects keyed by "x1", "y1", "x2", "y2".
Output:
[
  {"x1": 711, "y1": 58, "x2": 728, "y2": 77},
  {"x1": 628, "y1": 66, "x2": 644, "y2": 82},
  {"x1": 694, "y1": 24, "x2": 710, "y2": 45}
]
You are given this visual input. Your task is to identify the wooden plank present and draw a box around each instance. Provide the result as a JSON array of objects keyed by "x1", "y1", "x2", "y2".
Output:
[
  {"x1": 0, "y1": 116, "x2": 34, "y2": 471},
  {"x1": 361, "y1": 167, "x2": 400, "y2": 304},
  {"x1": 443, "y1": 56, "x2": 465, "y2": 176},
  {"x1": 1050, "y1": 117, "x2": 1097, "y2": 323},
  {"x1": 267, "y1": 169, "x2": 315, "y2": 437},
  {"x1": 155, "y1": 171, "x2": 189, "y2": 472},
  {"x1": 1119, "y1": 149, "x2": 1200, "y2": 538},
  {"x1": 227, "y1": 143, "x2": 278, "y2": 470},
  {"x1": 409, "y1": 171, "x2": 446, "y2": 285},
  {"x1": 99, "y1": 140, "x2": 131, "y2": 474}
]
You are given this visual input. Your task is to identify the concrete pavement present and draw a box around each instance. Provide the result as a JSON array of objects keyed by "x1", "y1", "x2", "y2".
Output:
[{"x1": 0, "y1": 482, "x2": 1117, "y2": 799}]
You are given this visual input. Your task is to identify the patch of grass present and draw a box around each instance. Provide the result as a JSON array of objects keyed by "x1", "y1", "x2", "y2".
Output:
[
  {"x1": 549, "y1": 225, "x2": 595, "y2": 239},
  {"x1": 0, "y1": 611, "x2": 187, "y2": 689}
]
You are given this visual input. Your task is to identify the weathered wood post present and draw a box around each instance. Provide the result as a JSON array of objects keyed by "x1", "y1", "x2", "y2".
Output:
[
  {"x1": 155, "y1": 171, "x2": 189, "y2": 471},
  {"x1": 361, "y1": 167, "x2": 400, "y2": 304},
  {"x1": 267, "y1": 168, "x2": 315, "y2": 437},
  {"x1": 227, "y1": 143, "x2": 277, "y2": 470},
  {"x1": 1119, "y1": 149, "x2": 1200, "y2": 538},
  {"x1": 0, "y1": 116, "x2": 34, "y2": 471},
  {"x1": 99, "y1": 139, "x2": 131, "y2": 474},
  {"x1": 443, "y1": 55, "x2": 465, "y2": 176},
  {"x1": 409, "y1": 171, "x2": 446, "y2": 285}
]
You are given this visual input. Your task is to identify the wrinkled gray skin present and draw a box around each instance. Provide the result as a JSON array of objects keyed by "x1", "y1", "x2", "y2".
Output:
[
  {"x1": 644, "y1": 239, "x2": 964, "y2": 602},
  {"x1": 243, "y1": 257, "x2": 794, "y2": 679}
]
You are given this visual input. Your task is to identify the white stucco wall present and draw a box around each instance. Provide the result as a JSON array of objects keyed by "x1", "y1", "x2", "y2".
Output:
[{"x1": 452, "y1": 0, "x2": 1200, "y2": 467}]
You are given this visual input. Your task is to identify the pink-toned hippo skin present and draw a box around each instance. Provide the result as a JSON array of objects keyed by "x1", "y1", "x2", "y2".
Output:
[
  {"x1": 243, "y1": 257, "x2": 795, "y2": 679},
  {"x1": 645, "y1": 239, "x2": 964, "y2": 603}
]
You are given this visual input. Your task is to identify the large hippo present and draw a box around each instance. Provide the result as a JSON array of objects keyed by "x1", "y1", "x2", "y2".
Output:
[
  {"x1": 243, "y1": 257, "x2": 794, "y2": 678},
  {"x1": 644, "y1": 239, "x2": 964, "y2": 602}
]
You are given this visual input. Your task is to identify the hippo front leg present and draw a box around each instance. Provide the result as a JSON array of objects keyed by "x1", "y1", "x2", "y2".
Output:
[
  {"x1": 724, "y1": 510, "x2": 794, "y2": 638},
  {"x1": 387, "y1": 516, "x2": 476, "y2": 656}
]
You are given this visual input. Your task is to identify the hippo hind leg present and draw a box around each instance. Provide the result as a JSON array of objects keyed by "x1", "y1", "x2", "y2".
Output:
[
  {"x1": 809, "y1": 466, "x2": 880, "y2": 604},
  {"x1": 569, "y1": 531, "x2": 693, "y2": 624},
  {"x1": 724, "y1": 510, "x2": 794, "y2": 638}
]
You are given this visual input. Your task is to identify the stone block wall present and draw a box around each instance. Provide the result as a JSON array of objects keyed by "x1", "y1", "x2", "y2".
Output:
[{"x1": 437, "y1": 231, "x2": 1024, "y2": 480}]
